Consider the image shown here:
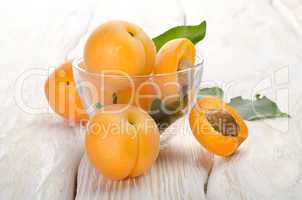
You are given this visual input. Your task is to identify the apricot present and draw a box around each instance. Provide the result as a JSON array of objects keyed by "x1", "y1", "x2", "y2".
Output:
[
  {"x1": 154, "y1": 38, "x2": 196, "y2": 106},
  {"x1": 85, "y1": 104, "x2": 160, "y2": 180},
  {"x1": 100, "y1": 88, "x2": 134, "y2": 106},
  {"x1": 189, "y1": 96, "x2": 248, "y2": 157},
  {"x1": 82, "y1": 80, "x2": 142, "y2": 109},
  {"x1": 44, "y1": 62, "x2": 88, "y2": 122},
  {"x1": 89, "y1": 78, "x2": 159, "y2": 111},
  {"x1": 84, "y1": 20, "x2": 156, "y2": 76},
  {"x1": 130, "y1": 79, "x2": 160, "y2": 111},
  {"x1": 154, "y1": 38, "x2": 196, "y2": 74}
]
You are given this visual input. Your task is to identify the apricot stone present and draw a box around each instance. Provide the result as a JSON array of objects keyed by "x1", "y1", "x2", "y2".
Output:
[
  {"x1": 84, "y1": 20, "x2": 156, "y2": 76},
  {"x1": 85, "y1": 104, "x2": 160, "y2": 180}
]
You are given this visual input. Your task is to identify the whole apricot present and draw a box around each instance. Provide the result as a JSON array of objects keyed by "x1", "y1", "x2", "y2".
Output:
[
  {"x1": 84, "y1": 20, "x2": 156, "y2": 76},
  {"x1": 94, "y1": 79, "x2": 160, "y2": 112},
  {"x1": 134, "y1": 79, "x2": 161, "y2": 111},
  {"x1": 85, "y1": 104, "x2": 160, "y2": 180},
  {"x1": 44, "y1": 62, "x2": 88, "y2": 122}
]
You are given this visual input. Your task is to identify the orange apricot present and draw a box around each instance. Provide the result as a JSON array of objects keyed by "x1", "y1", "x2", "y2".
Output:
[
  {"x1": 85, "y1": 104, "x2": 160, "y2": 180},
  {"x1": 189, "y1": 96, "x2": 248, "y2": 157},
  {"x1": 87, "y1": 77, "x2": 158, "y2": 111},
  {"x1": 154, "y1": 38, "x2": 196, "y2": 106},
  {"x1": 133, "y1": 79, "x2": 161, "y2": 111},
  {"x1": 84, "y1": 20, "x2": 156, "y2": 76},
  {"x1": 154, "y1": 38, "x2": 196, "y2": 74},
  {"x1": 44, "y1": 62, "x2": 88, "y2": 122}
]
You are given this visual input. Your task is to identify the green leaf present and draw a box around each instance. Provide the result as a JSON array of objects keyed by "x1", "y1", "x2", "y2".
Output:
[
  {"x1": 198, "y1": 87, "x2": 224, "y2": 99},
  {"x1": 152, "y1": 21, "x2": 207, "y2": 51},
  {"x1": 229, "y1": 94, "x2": 290, "y2": 121},
  {"x1": 197, "y1": 87, "x2": 290, "y2": 121}
]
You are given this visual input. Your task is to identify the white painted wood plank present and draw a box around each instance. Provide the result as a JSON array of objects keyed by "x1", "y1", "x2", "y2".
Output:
[
  {"x1": 76, "y1": 119, "x2": 213, "y2": 200},
  {"x1": 0, "y1": 92, "x2": 84, "y2": 200},
  {"x1": 207, "y1": 120, "x2": 302, "y2": 200}
]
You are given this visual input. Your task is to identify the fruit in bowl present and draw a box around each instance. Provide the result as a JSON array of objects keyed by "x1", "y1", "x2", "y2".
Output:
[
  {"x1": 44, "y1": 19, "x2": 206, "y2": 180},
  {"x1": 73, "y1": 20, "x2": 205, "y2": 138},
  {"x1": 155, "y1": 38, "x2": 196, "y2": 74},
  {"x1": 46, "y1": 19, "x2": 206, "y2": 138},
  {"x1": 73, "y1": 56, "x2": 203, "y2": 133},
  {"x1": 84, "y1": 20, "x2": 156, "y2": 76},
  {"x1": 153, "y1": 38, "x2": 196, "y2": 112}
]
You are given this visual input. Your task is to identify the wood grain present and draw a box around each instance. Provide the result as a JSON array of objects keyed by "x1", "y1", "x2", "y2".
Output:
[
  {"x1": 207, "y1": 120, "x2": 302, "y2": 200},
  {"x1": 76, "y1": 119, "x2": 213, "y2": 200}
]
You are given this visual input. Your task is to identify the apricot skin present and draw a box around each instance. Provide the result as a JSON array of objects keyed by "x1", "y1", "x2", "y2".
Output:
[
  {"x1": 134, "y1": 79, "x2": 161, "y2": 112},
  {"x1": 44, "y1": 62, "x2": 88, "y2": 122},
  {"x1": 84, "y1": 20, "x2": 156, "y2": 76},
  {"x1": 85, "y1": 105, "x2": 160, "y2": 180}
]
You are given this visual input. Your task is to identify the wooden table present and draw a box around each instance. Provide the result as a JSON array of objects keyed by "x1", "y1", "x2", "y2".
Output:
[
  {"x1": 75, "y1": 118, "x2": 302, "y2": 200},
  {"x1": 76, "y1": 119, "x2": 213, "y2": 200}
]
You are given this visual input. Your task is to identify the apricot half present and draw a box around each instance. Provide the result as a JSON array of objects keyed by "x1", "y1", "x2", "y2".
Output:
[
  {"x1": 189, "y1": 96, "x2": 248, "y2": 157},
  {"x1": 84, "y1": 20, "x2": 156, "y2": 76},
  {"x1": 154, "y1": 38, "x2": 196, "y2": 106},
  {"x1": 154, "y1": 38, "x2": 196, "y2": 74},
  {"x1": 44, "y1": 62, "x2": 88, "y2": 122},
  {"x1": 85, "y1": 104, "x2": 160, "y2": 180}
]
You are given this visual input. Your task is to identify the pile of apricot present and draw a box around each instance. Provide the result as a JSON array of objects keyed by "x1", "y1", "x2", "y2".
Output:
[
  {"x1": 44, "y1": 20, "x2": 248, "y2": 181},
  {"x1": 44, "y1": 20, "x2": 197, "y2": 180}
]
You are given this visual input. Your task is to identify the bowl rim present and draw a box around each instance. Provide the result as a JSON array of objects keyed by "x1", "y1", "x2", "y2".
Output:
[{"x1": 72, "y1": 56, "x2": 204, "y2": 78}]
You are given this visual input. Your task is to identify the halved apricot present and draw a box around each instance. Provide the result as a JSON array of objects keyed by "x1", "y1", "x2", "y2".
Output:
[
  {"x1": 154, "y1": 38, "x2": 196, "y2": 106},
  {"x1": 189, "y1": 96, "x2": 248, "y2": 156},
  {"x1": 154, "y1": 38, "x2": 196, "y2": 74}
]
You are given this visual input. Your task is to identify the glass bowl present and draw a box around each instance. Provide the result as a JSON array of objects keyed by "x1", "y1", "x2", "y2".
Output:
[{"x1": 72, "y1": 58, "x2": 204, "y2": 146}]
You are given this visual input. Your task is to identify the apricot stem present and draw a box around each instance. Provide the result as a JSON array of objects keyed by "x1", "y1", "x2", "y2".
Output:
[
  {"x1": 112, "y1": 93, "x2": 118, "y2": 104},
  {"x1": 128, "y1": 31, "x2": 135, "y2": 37}
]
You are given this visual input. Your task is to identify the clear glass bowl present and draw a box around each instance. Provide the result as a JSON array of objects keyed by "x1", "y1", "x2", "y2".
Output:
[{"x1": 72, "y1": 58, "x2": 204, "y2": 146}]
